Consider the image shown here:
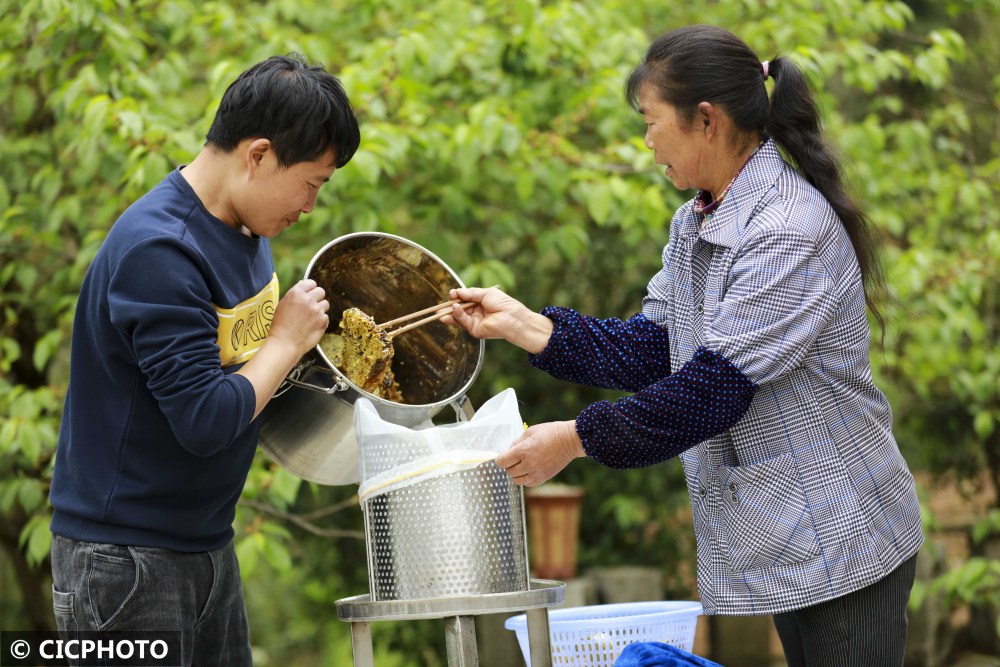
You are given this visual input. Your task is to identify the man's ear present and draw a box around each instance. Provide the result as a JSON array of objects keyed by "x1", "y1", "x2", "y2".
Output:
[{"x1": 245, "y1": 138, "x2": 272, "y2": 177}]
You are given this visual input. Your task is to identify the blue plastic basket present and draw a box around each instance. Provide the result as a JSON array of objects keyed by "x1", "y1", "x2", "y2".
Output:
[{"x1": 505, "y1": 600, "x2": 703, "y2": 667}]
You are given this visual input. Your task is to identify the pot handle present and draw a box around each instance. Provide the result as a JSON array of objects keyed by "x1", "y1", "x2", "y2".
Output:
[
  {"x1": 451, "y1": 395, "x2": 475, "y2": 422},
  {"x1": 278, "y1": 359, "x2": 349, "y2": 396}
]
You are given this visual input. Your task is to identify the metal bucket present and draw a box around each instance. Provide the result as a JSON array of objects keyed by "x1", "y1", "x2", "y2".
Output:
[
  {"x1": 259, "y1": 232, "x2": 484, "y2": 485},
  {"x1": 363, "y1": 460, "x2": 529, "y2": 600}
]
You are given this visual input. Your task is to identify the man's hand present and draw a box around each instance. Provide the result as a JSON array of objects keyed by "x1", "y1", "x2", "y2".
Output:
[
  {"x1": 495, "y1": 420, "x2": 586, "y2": 486},
  {"x1": 239, "y1": 279, "x2": 329, "y2": 419},
  {"x1": 268, "y1": 279, "x2": 330, "y2": 356}
]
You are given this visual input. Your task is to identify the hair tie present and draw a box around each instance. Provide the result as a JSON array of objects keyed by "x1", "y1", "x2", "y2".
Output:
[{"x1": 761, "y1": 61, "x2": 770, "y2": 79}]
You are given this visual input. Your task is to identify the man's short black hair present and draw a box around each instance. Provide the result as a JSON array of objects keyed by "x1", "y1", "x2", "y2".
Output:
[{"x1": 206, "y1": 54, "x2": 360, "y2": 168}]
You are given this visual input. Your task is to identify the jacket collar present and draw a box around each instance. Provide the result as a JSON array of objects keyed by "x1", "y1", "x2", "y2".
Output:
[{"x1": 678, "y1": 138, "x2": 785, "y2": 248}]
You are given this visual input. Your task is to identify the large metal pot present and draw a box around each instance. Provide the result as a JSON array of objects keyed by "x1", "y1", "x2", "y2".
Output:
[{"x1": 259, "y1": 233, "x2": 484, "y2": 485}]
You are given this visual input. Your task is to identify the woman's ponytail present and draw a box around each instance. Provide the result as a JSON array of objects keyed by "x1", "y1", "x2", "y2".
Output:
[{"x1": 766, "y1": 57, "x2": 886, "y2": 333}]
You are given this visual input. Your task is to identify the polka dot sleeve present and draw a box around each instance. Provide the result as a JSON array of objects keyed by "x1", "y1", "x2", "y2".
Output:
[
  {"x1": 575, "y1": 346, "x2": 756, "y2": 469},
  {"x1": 527, "y1": 307, "x2": 672, "y2": 391}
]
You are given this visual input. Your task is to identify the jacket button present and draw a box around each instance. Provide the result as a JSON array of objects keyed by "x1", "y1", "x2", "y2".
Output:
[
  {"x1": 699, "y1": 486, "x2": 707, "y2": 497},
  {"x1": 730, "y1": 493, "x2": 740, "y2": 504},
  {"x1": 728, "y1": 483, "x2": 737, "y2": 492},
  {"x1": 696, "y1": 304, "x2": 704, "y2": 313}
]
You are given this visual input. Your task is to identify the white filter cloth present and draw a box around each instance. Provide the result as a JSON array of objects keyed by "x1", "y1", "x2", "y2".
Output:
[{"x1": 355, "y1": 388, "x2": 524, "y2": 502}]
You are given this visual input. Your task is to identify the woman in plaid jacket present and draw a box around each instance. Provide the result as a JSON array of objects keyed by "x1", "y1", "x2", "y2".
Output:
[{"x1": 447, "y1": 24, "x2": 923, "y2": 667}]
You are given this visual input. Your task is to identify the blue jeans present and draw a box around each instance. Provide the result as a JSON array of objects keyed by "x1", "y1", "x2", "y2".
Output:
[{"x1": 50, "y1": 535, "x2": 252, "y2": 666}]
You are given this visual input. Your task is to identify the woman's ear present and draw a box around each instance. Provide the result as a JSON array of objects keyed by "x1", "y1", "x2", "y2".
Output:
[{"x1": 697, "y1": 101, "x2": 714, "y2": 133}]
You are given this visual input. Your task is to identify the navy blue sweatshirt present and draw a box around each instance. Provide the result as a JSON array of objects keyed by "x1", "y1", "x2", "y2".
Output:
[{"x1": 50, "y1": 168, "x2": 278, "y2": 551}]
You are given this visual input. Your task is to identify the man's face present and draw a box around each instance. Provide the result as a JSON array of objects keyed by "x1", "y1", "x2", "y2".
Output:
[{"x1": 238, "y1": 146, "x2": 337, "y2": 238}]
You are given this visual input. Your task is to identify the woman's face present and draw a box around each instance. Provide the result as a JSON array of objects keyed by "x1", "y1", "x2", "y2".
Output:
[{"x1": 637, "y1": 83, "x2": 707, "y2": 192}]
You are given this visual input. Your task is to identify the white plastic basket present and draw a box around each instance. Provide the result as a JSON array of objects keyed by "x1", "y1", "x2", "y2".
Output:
[{"x1": 505, "y1": 600, "x2": 702, "y2": 667}]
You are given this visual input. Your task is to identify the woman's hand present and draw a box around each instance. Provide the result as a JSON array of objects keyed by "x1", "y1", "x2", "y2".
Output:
[
  {"x1": 445, "y1": 286, "x2": 554, "y2": 354},
  {"x1": 495, "y1": 421, "x2": 586, "y2": 487}
]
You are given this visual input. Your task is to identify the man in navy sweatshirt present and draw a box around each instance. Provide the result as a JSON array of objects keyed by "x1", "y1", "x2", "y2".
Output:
[{"x1": 48, "y1": 54, "x2": 359, "y2": 665}]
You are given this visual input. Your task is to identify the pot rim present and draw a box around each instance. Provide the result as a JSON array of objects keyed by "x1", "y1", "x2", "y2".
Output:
[{"x1": 304, "y1": 231, "x2": 485, "y2": 410}]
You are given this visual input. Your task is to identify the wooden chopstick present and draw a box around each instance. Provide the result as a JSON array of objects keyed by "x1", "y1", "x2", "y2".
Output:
[
  {"x1": 386, "y1": 302, "x2": 474, "y2": 339},
  {"x1": 377, "y1": 285, "x2": 500, "y2": 329},
  {"x1": 378, "y1": 297, "x2": 461, "y2": 329}
]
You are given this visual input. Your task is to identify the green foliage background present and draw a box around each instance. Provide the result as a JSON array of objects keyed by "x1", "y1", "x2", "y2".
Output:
[{"x1": 2, "y1": 0, "x2": 999, "y2": 663}]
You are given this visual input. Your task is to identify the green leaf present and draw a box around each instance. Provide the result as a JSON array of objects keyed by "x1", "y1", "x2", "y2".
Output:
[
  {"x1": 974, "y1": 410, "x2": 995, "y2": 439},
  {"x1": 349, "y1": 150, "x2": 381, "y2": 185},
  {"x1": 262, "y1": 536, "x2": 293, "y2": 572},
  {"x1": 269, "y1": 468, "x2": 302, "y2": 507},
  {"x1": 908, "y1": 579, "x2": 927, "y2": 611},
  {"x1": 0, "y1": 419, "x2": 17, "y2": 451},
  {"x1": 235, "y1": 535, "x2": 260, "y2": 577},
  {"x1": 971, "y1": 510, "x2": 1000, "y2": 545},
  {"x1": 0, "y1": 480, "x2": 23, "y2": 513},
  {"x1": 259, "y1": 520, "x2": 292, "y2": 541},
  {"x1": 19, "y1": 514, "x2": 52, "y2": 567},
  {"x1": 16, "y1": 264, "x2": 38, "y2": 292},
  {"x1": 12, "y1": 85, "x2": 36, "y2": 125},
  {"x1": 32, "y1": 329, "x2": 63, "y2": 372},
  {"x1": 0, "y1": 178, "x2": 10, "y2": 212},
  {"x1": 585, "y1": 182, "x2": 612, "y2": 225},
  {"x1": 553, "y1": 225, "x2": 588, "y2": 262},
  {"x1": 18, "y1": 479, "x2": 43, "y2": 512},
  {"x1": 18, "y1": 423, "x2": 42, "y2": 465}
]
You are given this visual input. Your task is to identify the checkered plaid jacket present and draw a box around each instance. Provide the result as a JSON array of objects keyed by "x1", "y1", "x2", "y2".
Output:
[
  {"x1": 652, "y1": 139, "x2": 923, "y2": 615},
  {"x1": 531, "y1": 139, "x2": 923, "y2": 615}
]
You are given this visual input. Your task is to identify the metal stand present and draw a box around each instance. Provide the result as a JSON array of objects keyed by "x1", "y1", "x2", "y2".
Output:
[{"x1": 336, "y1": 579, "x2": 565, "y2": 667}]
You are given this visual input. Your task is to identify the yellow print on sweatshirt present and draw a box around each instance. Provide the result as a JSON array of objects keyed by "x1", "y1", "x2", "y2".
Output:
[{"x1": 213, "y1": 273, "x2": 279, "y2": 367}]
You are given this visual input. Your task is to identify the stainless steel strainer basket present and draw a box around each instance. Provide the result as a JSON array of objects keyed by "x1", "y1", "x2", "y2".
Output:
[{"x1": 363, "y1": 460, "x2": 529, "y2": 601}]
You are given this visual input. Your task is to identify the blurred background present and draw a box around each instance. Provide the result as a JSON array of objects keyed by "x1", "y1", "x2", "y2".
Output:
[{"x1": 1, "y1": 0, "x2": 998, "y2": 665}]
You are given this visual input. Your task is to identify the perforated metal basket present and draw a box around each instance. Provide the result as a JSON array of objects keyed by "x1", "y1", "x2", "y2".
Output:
[{"x1": 363, "y1": 460, "x2": 529, "y2": 601}]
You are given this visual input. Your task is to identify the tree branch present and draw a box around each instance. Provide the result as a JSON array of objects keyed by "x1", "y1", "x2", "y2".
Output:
[
  {"x1": 239, "y1": 498, "x2": 364, "y2": 540},
  {"x1": 297, "y1": 495, "x2": 360, "y2": 521}
]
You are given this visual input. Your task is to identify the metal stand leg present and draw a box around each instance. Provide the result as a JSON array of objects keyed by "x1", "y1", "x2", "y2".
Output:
[
  {"x1": 444, "y1": 615, "x2": 478, "y2": 667},
  {"x1": 336, "y1": 581, "x2": 564, "y2": 667},
  {"x1": 526, "y1": 607, "x2": 553, "y2": 667},
  {"x1": 349, "y1": 621, "x2": 375, "y2": 667}
]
